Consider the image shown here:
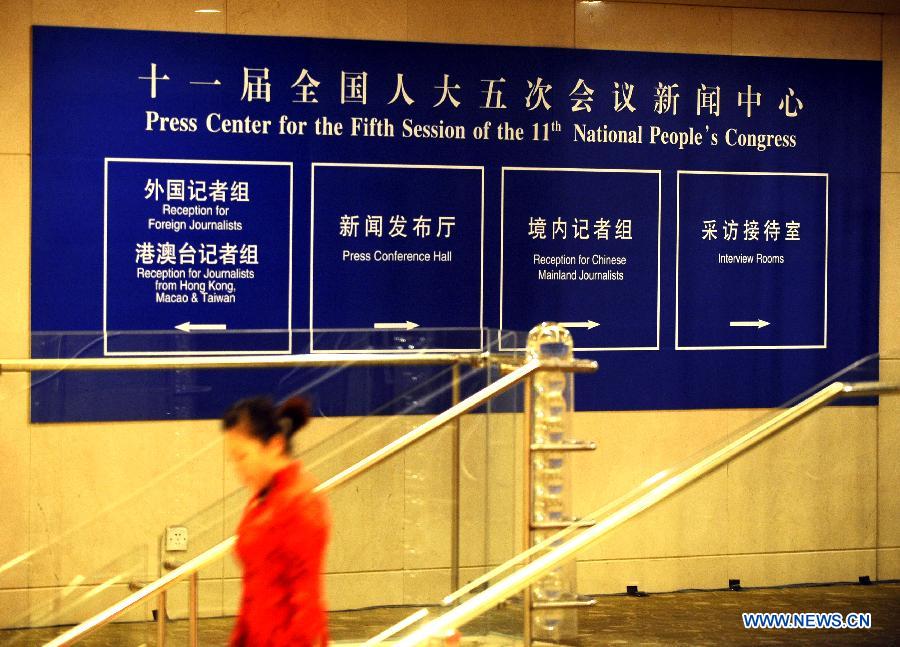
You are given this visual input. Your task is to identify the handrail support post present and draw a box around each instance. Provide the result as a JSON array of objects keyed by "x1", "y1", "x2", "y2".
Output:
[
  {"x1": 522, "y1": 375, "x2": 534, "y2": 646},
  {"x1": 189, "y1": 572, "x2": 199, "y2": 647},
  {"x1": 156, "y1": 590, "x2": 167, "y2": 647},
  {"x1": 450, "y1": 363, "x2": 462, "y2": 594}
]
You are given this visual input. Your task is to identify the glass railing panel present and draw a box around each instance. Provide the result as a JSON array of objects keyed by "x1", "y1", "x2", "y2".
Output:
[
  {"x1": 552, "y1": 382, "x2": 897, "y2": 645},
  {"x1": 165, "y1": 362, "x2": 494, "y2": 574},
  {"x1": 0, "y1": 545, "x2": 155, "y2": 646},
  {"x1": 386, "y1": 356, "x2": 895, "y2": 645},
  {"x1": 315, "y1": 408, "x2": 522, "y2": 644},
  {"x1": 310, "y1": 346, "x2": 525, "y2": 645},
  {"x1": 322, "y1": 414, "x2": 525, "y2": 646},
  {"x1": 2, "y1": 328, "x2": 527, "y2": 644},
  {"x1": 165, "y1": 327, "x2": 524, "y2": 582},
  {"x1": 569, "y1": 352, "x2": 884, "y2": 554}
]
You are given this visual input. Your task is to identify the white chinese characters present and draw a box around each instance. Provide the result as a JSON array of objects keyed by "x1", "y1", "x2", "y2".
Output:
[
  {"x1": 135, "y1": 242, "x2": 259, "y2": 265},
  {"x1": 701, "y1": 219, "x2": 800, "y2": 241},
  {"x1": 144, "y1": 178, "x2": 249, "y2": 202},
  {"x1": 339, "y1": 214, "x2": 457, "y2": 238},
  {"x1": 528, "y1": 217, "x2": 633, "y2": 240}
]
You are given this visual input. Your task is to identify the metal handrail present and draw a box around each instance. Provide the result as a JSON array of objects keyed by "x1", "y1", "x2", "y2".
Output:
[
  {"x1": 393, "y1": 380, "x2": 899, "y2": 645},
  {"x1": 0, "y1": 352, "x2": 484, "y2": 373},
  {"x1": 44, "y1": 357, "x2": 598, "y2": 647}
]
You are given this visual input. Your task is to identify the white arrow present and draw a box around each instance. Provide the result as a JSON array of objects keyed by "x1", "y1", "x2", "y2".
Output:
[
  {"x1": 175, "y1": 322, "x2": 227, "y2": 333},
  {"x1": 558, "y1": 320, "x2": 600, "y2": 330},
  {"x1": 374, "y1": 321, "x2": 420, "y2": 331},
  {"x1": 189, "y1": 79, "x2": 221, "y2": 85},
  {"x1": 730, "y1": 319, "x2": 770, "y2": 329}
]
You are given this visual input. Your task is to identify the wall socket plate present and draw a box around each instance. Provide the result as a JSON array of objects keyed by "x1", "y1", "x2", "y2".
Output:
[{"x1": 165, "y1": 525, "x2": 189, "y2": 552}]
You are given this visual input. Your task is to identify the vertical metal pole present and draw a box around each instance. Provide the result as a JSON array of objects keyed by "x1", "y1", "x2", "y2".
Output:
[
  {"x1": 189, "y1": 572, "x2": 199, "y2": 647},
  {"x1": 156, "y1": 590, "x2": 167, "y2": 647},
  {"x1": 522, "y1": 375, "x2": 534, "y2": 647},
  {"x1": 450, "y1": 362, "x2": 462, "y2": 593}
]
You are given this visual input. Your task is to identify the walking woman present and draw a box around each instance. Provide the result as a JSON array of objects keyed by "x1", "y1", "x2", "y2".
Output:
[{"x1": 223, "y1": 396, "x2": 330, "y2": 646}]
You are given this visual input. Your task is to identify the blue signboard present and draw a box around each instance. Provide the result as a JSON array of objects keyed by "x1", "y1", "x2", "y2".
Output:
[
  {"x1": 310, "y1": 163, "x2": 483, "y2": 352},
  {"x1": 676, "y1": 171, "x2": 828, "y2": 350},
  {"x1": 501, "y1": 168, "x2": 661, "y2": 351},
  {"x1": 31, "y1": 26, "x2": 881, "y2": 421},
  {"x1": 105, "y1": 158, "x2": 293, "y2": 354}
]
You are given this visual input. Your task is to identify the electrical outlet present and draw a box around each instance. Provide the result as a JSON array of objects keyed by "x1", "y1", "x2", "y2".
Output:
[{"x1": 165, "y1": 526, "x2": 189, "y2": 552}]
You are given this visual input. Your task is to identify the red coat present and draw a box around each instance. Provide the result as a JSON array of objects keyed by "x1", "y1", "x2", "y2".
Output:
[{"x1": 232, "y1": 462, "x2": 330, "y2": 647}]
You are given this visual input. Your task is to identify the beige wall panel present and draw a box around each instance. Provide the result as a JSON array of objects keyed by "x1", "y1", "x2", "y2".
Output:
[
  {"x1": 320, "y1": 415, "x2": 425, "y2": 575},
  {"x1": 458, "y1": 416, "x2": 489, "y2": 568},
  {"x1": 408, "y1": 0, "x2": 574, "y2": 47},
  {"x1": 295, "y1": 414, "x2": 364, "y2": 460},
  {"x1": 570, "y1": 409, "x2": 762, "y2": 515},
  {"x1": 569, "y1": 410, "x2": 762, "y2": 562},
  {"x1": 221, "y1": 488, "x2": 247, "y2": 581},
  {"x1": 731, "y1": 9, "x2": 881, "y2": 60},
  {"x1": 727, "y1": 407, "x2": 877, "y2": 554},
  {"x1": 33, "y1": 0, "x2": 226, "y2": 32},
  {"x1": 326, "y1": 570, "x2": 403, "y2": 610},
  {"x1": 0, "y1": 156, "x2": 30, "y2": 357},
  {"x1": 402, "y1": 426, "x2": 452, "y2": 570},
  {"x1": 16, "y1": 582, "x2": 148, "y2": 628},
  {"x1": 223, "y1": 576, "x2": 240, "y2": 616},
  {"x1": 325, "y1": 456, "x2": 406, "y2": 573},
  {"x1": 0, "y1": 374, "x2": 29, "y2": 590},
  {"x1": 458, "y1": 565, "x2": 487, "y2": 585},
  {"x1": 403, "y1": 568, "x2": 450, "y2": 605},
  {"x1": 728, "y1": 549, "x2": 875, "y2": 588},
  {"x1": 878, "y1": 360, "x2": 900, "y2": 546},
  {"x1": 0, "y1": 588, "x2": 32, "y2": 630},
  {"x1": 28, "y1": 421, "x2": 222, "y2": 587},
  {"x1": 484, "y1": 413, "x2": 519, "y2": 565},
  {"x1": 876, "y1": 548, "x2": 900, "y2": 581},
  {"x1": 0, "y1": 0, "x2": 30, "y2": 154},
  {"x1": 304, "y1": 414, "x2": 425, "y2": 484},
  {"x1": 170, "y1": 517, "x2": 226, "y2": 583},
  {"x1": 577, "y1": 555, "x2": 728, "y2": 595},
  {"x1": 884, "y1": 17, "x2": 900, "y2": 174},
  {"x1": 578, "y1": 471, "x2": 728, "y2": 561},
  {"x1": 576, "y1": 1, "x2": 731, "y2": 55},
  {"x1": 222, "y1": 523, "x2": 242, "y2": 582},
  {"x1": 227, "y1": 0, "x2": 407, "y2": 40},
  {"x1": 164, "y1": 577, "x2": 224, "y2": 620},
  {"x1": 456, "y1": 413, "x2": 518, "y2": 569},
  {"x1": 883, "y1": 175, "x2": 900, "y2": 355}
]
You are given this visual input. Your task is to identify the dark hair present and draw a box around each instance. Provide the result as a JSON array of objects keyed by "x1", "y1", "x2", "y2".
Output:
[{"x1": 222, "y1": 395, "x2": 311, "y2": 453}]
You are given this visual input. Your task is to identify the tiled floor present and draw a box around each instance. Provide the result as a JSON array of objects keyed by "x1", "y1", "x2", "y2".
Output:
[{"x1": 1, "y1": 582, "x2": 898, "y2": 646}]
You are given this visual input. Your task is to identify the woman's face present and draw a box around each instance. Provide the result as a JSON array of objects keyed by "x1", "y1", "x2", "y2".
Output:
[{"x1": 224, "y1": 420, "x2": 284, "y2": 492}]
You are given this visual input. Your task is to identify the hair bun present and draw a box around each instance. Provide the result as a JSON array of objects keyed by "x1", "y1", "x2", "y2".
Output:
[{"x1": 277, "y1": 396, "x2": 311, "y2": 435}]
